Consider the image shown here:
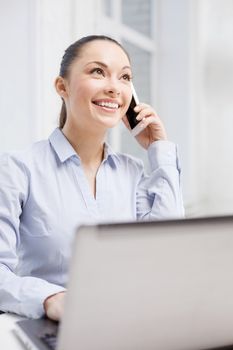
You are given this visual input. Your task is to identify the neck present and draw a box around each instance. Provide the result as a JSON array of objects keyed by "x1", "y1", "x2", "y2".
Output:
[{"x1": 61, "y1": 124, "x2": 106, "y2": 166}]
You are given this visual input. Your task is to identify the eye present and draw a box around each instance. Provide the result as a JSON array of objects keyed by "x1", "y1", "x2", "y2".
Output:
[
  {"x1": 121, "y1": 73, "x2": 132, "y2": 81},
  {"x1": 90, "y1": 67, "x2": 105, "y2": 76}
]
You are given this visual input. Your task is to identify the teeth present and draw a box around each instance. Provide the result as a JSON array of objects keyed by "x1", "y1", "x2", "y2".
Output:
[{"x1": 95, "y1": 101, "x2": 119, "y2": 109}]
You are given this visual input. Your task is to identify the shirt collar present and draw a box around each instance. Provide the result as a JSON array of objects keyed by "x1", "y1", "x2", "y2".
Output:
[
  {"x1": 49, "y1": 128, "x2": 121, "y2": 165},
  {"x1": 49, "y1": 128, "x2": 78, "y2": 163},
  {"x1": 103, "y1": 142, "x2": 121, "y2": 165}
]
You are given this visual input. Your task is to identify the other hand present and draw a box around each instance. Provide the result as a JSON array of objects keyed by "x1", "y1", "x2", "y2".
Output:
[{"x1": 43, "y1": 291, "x2": 65, "y2": 321}]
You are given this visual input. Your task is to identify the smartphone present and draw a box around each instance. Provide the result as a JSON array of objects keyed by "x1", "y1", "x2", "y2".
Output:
[{"x1": 126, "y1": 83, "x2": 144, "y2": 137}]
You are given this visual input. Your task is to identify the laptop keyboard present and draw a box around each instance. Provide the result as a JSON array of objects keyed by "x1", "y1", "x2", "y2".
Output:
[{"x1": 40, "y1": 332, "x2": 57, "y2": 350}]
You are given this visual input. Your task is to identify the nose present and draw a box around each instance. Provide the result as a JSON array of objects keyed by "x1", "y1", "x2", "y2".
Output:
[{"x1": 104, "y1": 78, "x2": 120, "y2": 97}]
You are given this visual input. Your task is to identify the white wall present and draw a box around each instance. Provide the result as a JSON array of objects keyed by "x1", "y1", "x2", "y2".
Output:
[
  {"x1": 0, "y1": 0, "x2": 38, "y2": 150},
  {"x1": 198, "y1": 0, "x2": 233, "y2": 215},
  {"x1": 157, "y1": 0, "x2": 198, "y2": 212},
  {"x1": 157, "y1": 0, "x2": 233, "y2": 216}
]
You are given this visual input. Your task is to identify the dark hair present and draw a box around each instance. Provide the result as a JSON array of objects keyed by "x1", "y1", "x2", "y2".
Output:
[{"x1": 58, "y1": 35, "x2": 130, "y2": 129}]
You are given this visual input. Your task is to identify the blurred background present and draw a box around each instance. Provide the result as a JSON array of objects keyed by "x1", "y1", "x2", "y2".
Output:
[{"x1": 0, "y1": 0, "x2": 233, "y2": 217}]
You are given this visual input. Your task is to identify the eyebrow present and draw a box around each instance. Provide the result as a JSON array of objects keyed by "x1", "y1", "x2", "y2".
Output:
[{"x1": 85, "y1": 61, "x2": 132, "y2": 71}]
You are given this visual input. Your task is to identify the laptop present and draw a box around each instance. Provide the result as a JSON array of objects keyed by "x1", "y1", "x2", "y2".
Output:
[{"x1": 13, "y1": 216, "x2": 233, "y2": 350}]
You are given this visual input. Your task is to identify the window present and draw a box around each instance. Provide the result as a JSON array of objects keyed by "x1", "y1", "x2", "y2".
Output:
[
  {"x1": 103, "y1": 0, "x2": 113, "y2": 17},
  {"x1": 122, "y1": 0, "x2": 152, "y2": 37}
]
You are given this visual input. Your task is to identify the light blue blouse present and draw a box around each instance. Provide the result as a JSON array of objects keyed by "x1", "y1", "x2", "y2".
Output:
[{"x1": 0, "y1": 128, "x2": 184, "y2": 318}]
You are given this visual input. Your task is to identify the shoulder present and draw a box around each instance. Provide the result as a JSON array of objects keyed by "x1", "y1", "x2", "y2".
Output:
[{"x1": 0, "y1": 139, "x2": 51, "y2": 176}]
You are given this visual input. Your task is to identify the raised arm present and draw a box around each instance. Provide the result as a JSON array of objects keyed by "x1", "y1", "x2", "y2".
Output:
[
  {"x1": 136, "y1": 140, "x2": 184, "y2": 220},
  {"x1": 122, "y1": 102, "x2": 184, "y2": 220}
]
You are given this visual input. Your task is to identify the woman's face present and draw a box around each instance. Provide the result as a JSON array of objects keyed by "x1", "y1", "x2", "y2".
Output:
[{"x1": 61, "y1": 40, "x2": 132, "y2": 132}]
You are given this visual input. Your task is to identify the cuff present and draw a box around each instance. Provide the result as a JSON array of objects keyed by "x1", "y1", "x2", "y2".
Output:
[{"x1": 147, "y1": 140, "x2": 181, "y2": 172}]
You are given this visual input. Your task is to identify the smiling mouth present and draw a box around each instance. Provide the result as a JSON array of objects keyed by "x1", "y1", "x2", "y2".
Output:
[{"x1": 92, "y1": 101, "x2": 120, "y2": 110}]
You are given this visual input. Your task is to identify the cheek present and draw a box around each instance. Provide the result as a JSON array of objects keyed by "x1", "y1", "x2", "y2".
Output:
[
  {"x1": 122, "y1": 86, "x2": 132, "y2": 109},
  {"x1": 72, "y1": 80, "x2": 103, "y2": 102}
]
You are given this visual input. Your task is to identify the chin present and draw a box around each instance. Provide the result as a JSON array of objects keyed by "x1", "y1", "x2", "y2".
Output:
[{"x1": 98, "y1": 117, "x2": 121, "y2": 129}]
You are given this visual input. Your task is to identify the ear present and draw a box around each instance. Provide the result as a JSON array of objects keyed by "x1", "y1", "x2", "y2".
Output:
[{"x1": 55, "y1": 76, "x2": 68, "y2": 98}]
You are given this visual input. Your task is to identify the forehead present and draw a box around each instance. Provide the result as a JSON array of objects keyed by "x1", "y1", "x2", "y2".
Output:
[{"x1": 77, "y1": 40, "x2": 131, "y2": 68}]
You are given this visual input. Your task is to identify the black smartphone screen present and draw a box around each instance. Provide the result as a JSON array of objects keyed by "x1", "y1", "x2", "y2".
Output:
[{"x1": 126, "y1": 95, "x2": 139, "y2": 129}]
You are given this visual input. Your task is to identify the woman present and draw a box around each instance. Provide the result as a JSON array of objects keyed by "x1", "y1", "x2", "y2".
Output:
[{"x1": 0, "y1": 35, "x2": 184, "y2": 321}]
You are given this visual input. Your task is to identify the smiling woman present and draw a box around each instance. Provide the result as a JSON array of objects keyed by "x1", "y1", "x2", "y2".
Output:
[{"x1": 0, "y1": 35, "x2": 184, "y2": 321}]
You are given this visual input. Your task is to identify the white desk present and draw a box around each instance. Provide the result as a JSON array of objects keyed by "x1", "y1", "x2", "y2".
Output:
[{"x1": 0, "y1": 313, "x2": 26, "y2": 349}]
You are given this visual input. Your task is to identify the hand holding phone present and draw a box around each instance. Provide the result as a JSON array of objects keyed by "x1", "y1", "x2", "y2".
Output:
[{"x1": 126, "y1": 83, "x2": 167, "y2": 146}]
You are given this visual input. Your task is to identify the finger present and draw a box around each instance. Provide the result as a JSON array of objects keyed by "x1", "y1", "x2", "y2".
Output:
[
  {"x1": 134, "y1": 103, "x2": 151, "y2": 112},
  {"x1": 139, "y1": 115, "x2": 158, "y2": 129},
  {"x1": 136, "y1": 108, "x2": 158, "y2": 122}
]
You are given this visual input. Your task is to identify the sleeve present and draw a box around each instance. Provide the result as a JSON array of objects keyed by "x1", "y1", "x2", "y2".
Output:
[
  {"x1": 136, "y1": 141, "x2": 185, "y2": 220},
  {"x1": 0, "y1": 153, "x2": 65, "y2": 319}
]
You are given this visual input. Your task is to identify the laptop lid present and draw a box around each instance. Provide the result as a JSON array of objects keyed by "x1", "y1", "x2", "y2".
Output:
[{"x1": 57, "y1": 216, "x2": 233, "y2": 350}]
